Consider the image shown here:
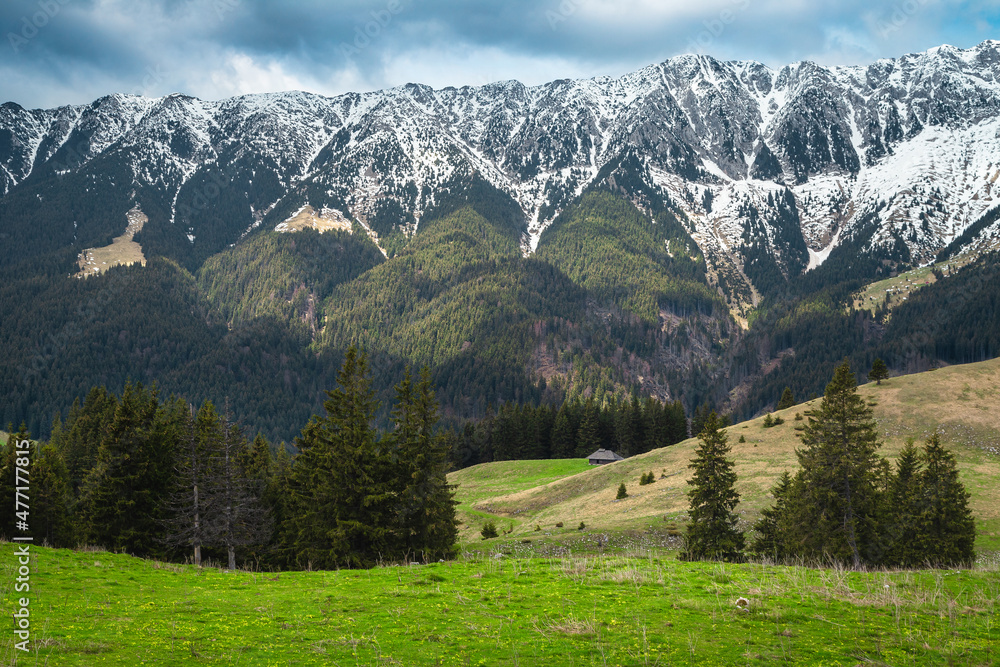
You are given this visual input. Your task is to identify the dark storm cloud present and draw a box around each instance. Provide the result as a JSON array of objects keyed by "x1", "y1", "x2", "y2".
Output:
[{"x1": 1, "y1": 0, "x2": 997, "y2": 109}]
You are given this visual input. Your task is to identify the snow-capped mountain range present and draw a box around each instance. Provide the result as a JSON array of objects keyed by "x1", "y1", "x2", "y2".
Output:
[{"x1": 3, "y1": 40, "x2": 1000, "y2": 302}]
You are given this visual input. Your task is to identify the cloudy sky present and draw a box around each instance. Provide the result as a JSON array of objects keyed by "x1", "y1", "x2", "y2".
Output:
[{"x1": 2, "y1": 0, "x2": 998, "y2": 108}]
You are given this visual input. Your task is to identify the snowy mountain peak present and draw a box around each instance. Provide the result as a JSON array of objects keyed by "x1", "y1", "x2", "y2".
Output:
[{"x1": 3, "y1": 41, "x2": 1000, "y2": 313}]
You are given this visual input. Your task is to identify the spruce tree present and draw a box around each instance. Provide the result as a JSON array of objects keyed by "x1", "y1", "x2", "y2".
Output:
[
  {"x1": 885, "y1": 440, "x2": 922, "y2": 566},
  {"x1": 749, "y1": 471, "x2": 792, "y2": 562},
  {"x1": 286, "y1": 347, "x2": 394, "y2": 568},
  {"x1": 785, "y1": 360, "x2": 886, "y2": 567},
  {"x1": 680, "y1": 412, "x2": 744, "y2": 562},
  {"x1": 389, "y1": 366, "x2": 458, "y2": 562},
  {"x1": 868, "y1": 358, "x2": 889, "y2": 385},
  {"x1": 777, "y1": 387, "x2": 795, "y2": 410},
  {"x1": 668, "y1": 400, "x2": 688, "y2": 444},
  {"x1": 84, "y1": 382, "x2": 177, "y2": 557},
  {"x1": 614, "y1": 398, "x2": 637, "y2": 457},
  {"x1": 0, "y1": 424, "x2": 32, "y2": 540},
  {"x1": 914, "y1": 435, "x2": 976, "y2": 566},
  {"x1": 549, "y1": 404, "x2": 576, "y2": 458},
  {"x1": 210, "y1": 415, "x2": 273, "y2": 570},
  {"x1": 163, "y1": 401, "x2": 217, "y2": 566},
  {"x1": 57, "y1": 387, "x2": 117, "y2": 496},
  {"x1": 575, "y1": 398, "x2": 602, "y2": 457},
  {"x1": 31, "y1": 444, "x2": 74, "y2": 547}
]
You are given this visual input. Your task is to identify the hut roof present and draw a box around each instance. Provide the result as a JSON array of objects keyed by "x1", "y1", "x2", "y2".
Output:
[{"x1": 587, "y1": 448, "x2": 624, "y2": 462}]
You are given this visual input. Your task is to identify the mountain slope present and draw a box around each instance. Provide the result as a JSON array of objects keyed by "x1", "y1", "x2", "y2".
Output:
[
  {"x1": 5, "y1": 42, "x2": 1000, "y2": 303},
  {"x1": 450, "y1": 358, "x2": 1000, "y2": 552}
]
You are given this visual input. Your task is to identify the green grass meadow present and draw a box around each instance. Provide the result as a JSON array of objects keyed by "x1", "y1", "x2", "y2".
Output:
[
  {"x1": 3, "y1": 361, "x2": 999, "y2": 665},
  {"x1": 3, "y1": 545, "x2": 998, "y2": 666}
]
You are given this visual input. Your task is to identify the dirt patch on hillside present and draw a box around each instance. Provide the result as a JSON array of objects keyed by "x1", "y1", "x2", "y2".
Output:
[
  {"x1": 274, "y1": 205, "x2": 352, "y2": 233},
  {"x1": 75, "y1": 206, "x2": 147, "y2": 278}
]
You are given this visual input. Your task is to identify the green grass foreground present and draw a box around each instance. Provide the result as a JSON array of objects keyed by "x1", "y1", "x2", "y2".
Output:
[{"x1": 3, "y1": 545, "x2": 998, "y2": 666}]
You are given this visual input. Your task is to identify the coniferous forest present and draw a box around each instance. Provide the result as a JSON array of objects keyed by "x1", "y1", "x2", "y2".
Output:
[
  {"x1": 3, "y1": 177, "x2": 999, "y2": 444},
  {"x1": 2, "y1": 352, "x2": 977, "y2": 571},
  {"x1": 1, "y1": 348, "x2": 462, "y2": 568},
  {"x1": 683, "y1": 361, "x2": 976, "y2": 568}
]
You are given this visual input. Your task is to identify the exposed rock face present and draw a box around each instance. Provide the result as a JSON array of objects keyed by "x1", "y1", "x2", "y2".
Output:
[{"x1": 4, "y1": 41, "x2": 1000, "y2": 297}]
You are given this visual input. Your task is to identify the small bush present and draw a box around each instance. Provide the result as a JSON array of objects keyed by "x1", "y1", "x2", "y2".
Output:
[
  {"x1": 794, "y1": 412, "x2": 803, "y2": 421},
  {"x1": 481, "y1": 522, "x2": 498, "y2": 540},
  {"x1": 639, "y1": 471, "x2": 655, "y2": 485},
  {"x1": 738, "y1": 435, "x2": 746, "y2": 443},
  {"x1": 616, "y1": 482, "x2": 628, "y2": 500},
  {"x1": 534, "y1": 524, "x2": 541, "y2": 532},
  {"x1": 555, "y1": 521, "x2": 564, "y2": 528},
  {"x1": 762, "y1": 414, "x2": 774, "y2": 428},
  {"x1": 578, "y1": 522, "x2": 586, "y2": 530}
]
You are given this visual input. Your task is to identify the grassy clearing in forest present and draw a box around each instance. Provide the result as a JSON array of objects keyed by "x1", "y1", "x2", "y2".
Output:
[
  {"x1": 2, "y1": 545, "x2": 997, "y2": 666},
  {"x1": 450, "y1": 358, "x2": 1000, "y2": 554}
]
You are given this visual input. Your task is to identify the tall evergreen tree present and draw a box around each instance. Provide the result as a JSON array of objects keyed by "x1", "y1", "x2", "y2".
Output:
[
  {"x1": 668, "y1": 400, "x2": 688, "y2": 444},
  {"x1": 575, "y1": 398, "x2": 602, "y2": 457},
  {"x1": 55, "y1": 387, "x2": 117, "y2": 496},
  {"x1": 749, "y1": 471, "x2": 793, "y2": 562},
  {"x1": 32, "y1": 443, "x2": 74, "y2": 547},
  {"x1": 680, "y1": 412, "x2": 744, "y2": 562},
  {"x1": 614, "y1": 398, "x2": 638, "y2": 457},
  {"x1": 389, "y1": 366, "x2": 458, "y2": 561},
  {"x1": 914, "y1": 435, "x2": 976, "y2": 566},
  {"x1": 163, "y1": 401, "x2": 216, "y2": 566},
  {"x1": 784, "y1": 360, "x2": 886, "y2": 567},
  {"x1": 885, "y1": 440, "x2": 922, "y2": 566},
  {"x1": 210, "y1": 415, "x2": 272, "y2": 570},
  {"x1": 0, "y1": 424, "x2": 32, "y2": 540},
  {"x1": 286, "y1": 347, "x2": 394, "y2": 568},
  {"x1": 777, "y1": 387, "x2": 795, "y2": 410},
  {"x1": 83, "y1": 382, "x2": 178, "y2": 557},
  {"x1": 549, "y1": 404, "x2": 576, "y2": 458}
]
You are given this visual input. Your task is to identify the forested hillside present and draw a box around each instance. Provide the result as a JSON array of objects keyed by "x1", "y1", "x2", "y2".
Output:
[{"x1": 2, "y1": 188, "x2": 736, "y2": 441}]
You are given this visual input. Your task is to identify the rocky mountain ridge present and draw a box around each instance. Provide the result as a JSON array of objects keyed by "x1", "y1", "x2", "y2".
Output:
[{"x1": 3, "y1": 41, "x2": 1000, "y2": 310}]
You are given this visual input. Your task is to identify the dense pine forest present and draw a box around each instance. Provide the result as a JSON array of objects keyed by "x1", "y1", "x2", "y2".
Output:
[
  {"x1": 2, "y1": 175, "x2": 999, "y2": 445},
  {"x1": 2, "y1": 353, "x2": 977, "y2": 571},
  {"x1": 683, "y1": 361, "x2": 976, "y2": 568}
]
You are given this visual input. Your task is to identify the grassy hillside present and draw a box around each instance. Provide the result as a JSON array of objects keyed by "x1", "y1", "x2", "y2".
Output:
[
  {"x1": 4, "y1": 545, "x2": 996, "y2": 665},
  {"x1": 850, "y1": 253, "x2": 978, "y2": 313},
  {"x1": 451, "y1": 358, "x2": 1000, "y2": 553}
]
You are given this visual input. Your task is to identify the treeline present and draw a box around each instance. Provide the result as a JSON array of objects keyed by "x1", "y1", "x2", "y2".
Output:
[
  {"x1": 446, "y1": 395, "x2": 689, "y2": 469},
  {"x1": 0, "y1": 348, "x2": 456, "y2": 569},
  {"x1": 731, "y1": 250, "x2": 1000, "y2": 420},
  {"x1": 683, "y1": 361, "x2": 976, "y2": 568}
]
